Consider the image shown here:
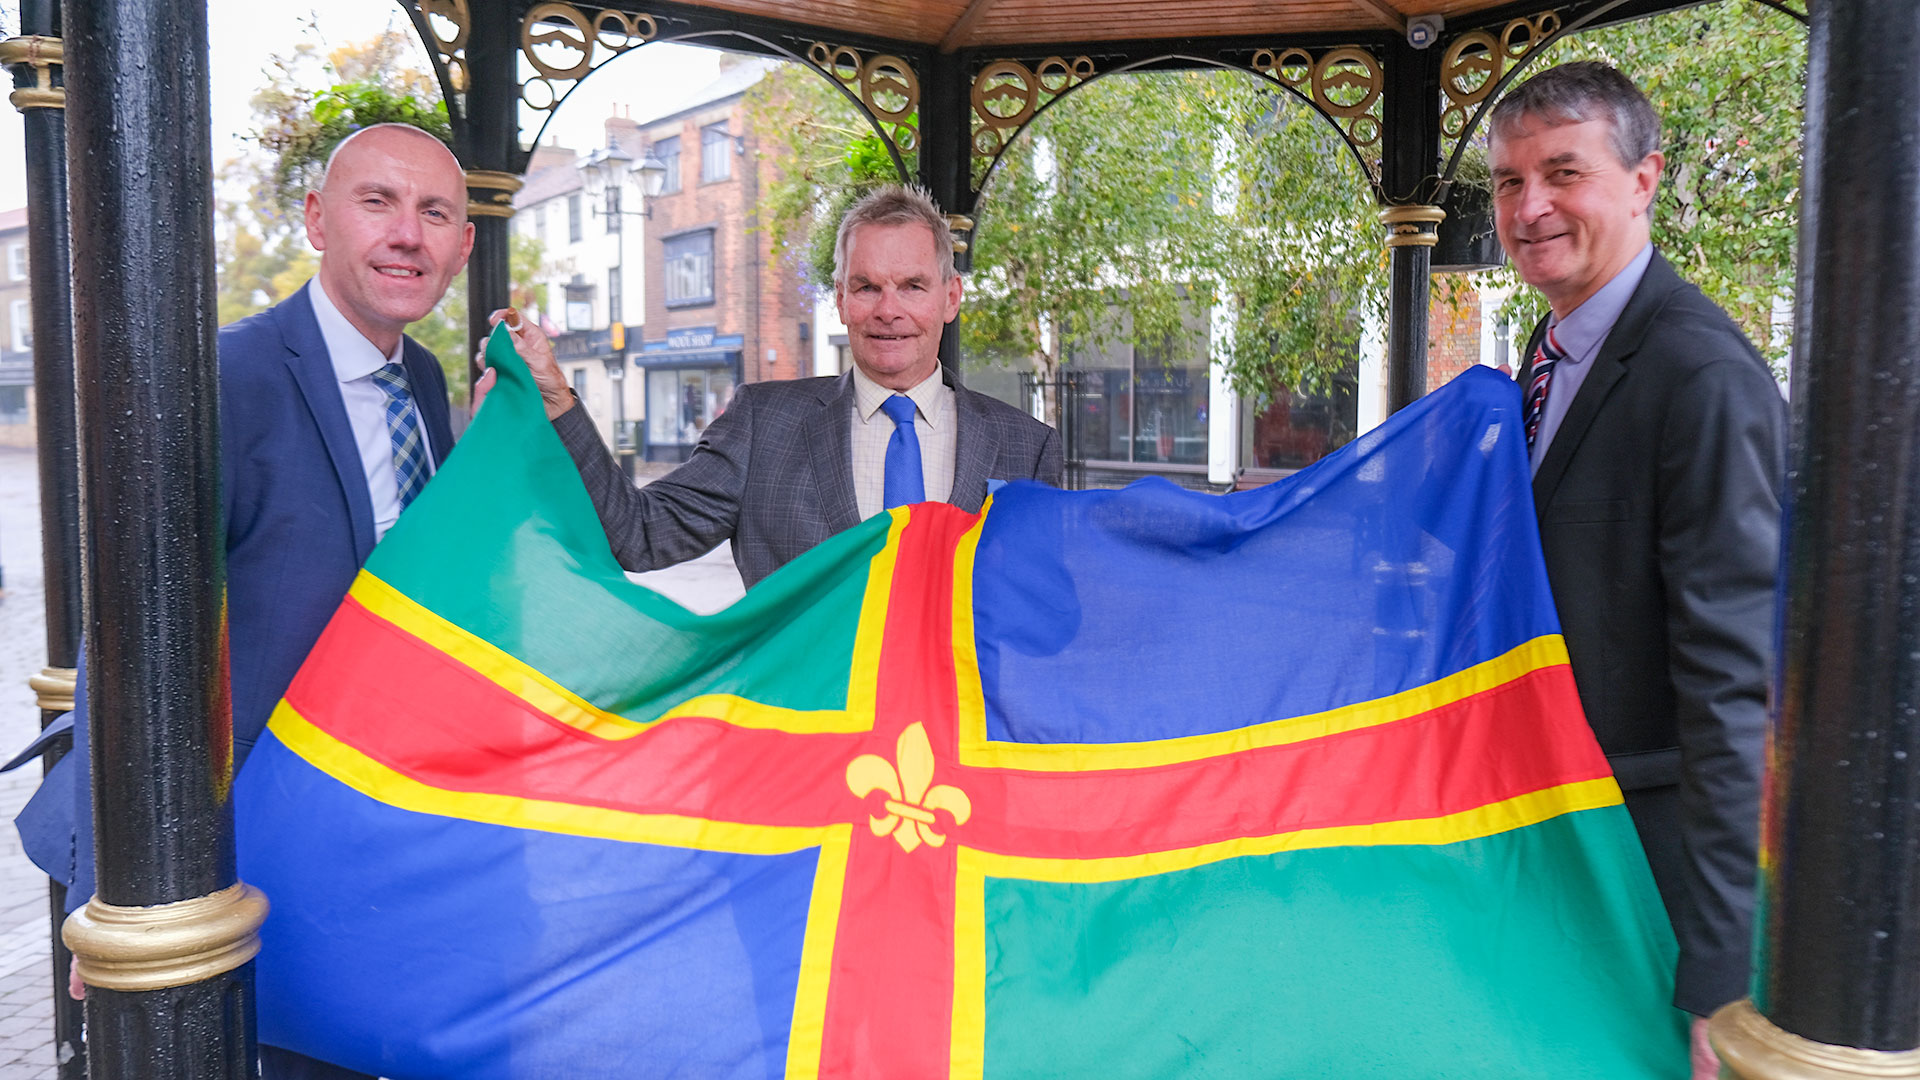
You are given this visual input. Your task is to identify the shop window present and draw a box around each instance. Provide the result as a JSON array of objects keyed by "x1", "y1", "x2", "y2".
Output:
[
  {"x1": 647, "y1": 366, "x2": 736, "y2": 453},
  {"x1": 1065, "y1": 336, "x2": 1209, "y2": 466}
]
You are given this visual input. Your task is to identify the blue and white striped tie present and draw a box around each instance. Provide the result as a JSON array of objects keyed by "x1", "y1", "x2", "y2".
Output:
[{"x1": 369, "y1": 361, "x2": 429, "y2": 510}]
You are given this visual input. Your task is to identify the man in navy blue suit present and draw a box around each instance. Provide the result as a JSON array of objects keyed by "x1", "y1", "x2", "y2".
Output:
[{"x1": 15, "y1": 122, "x2": 472, "y2": 1079}]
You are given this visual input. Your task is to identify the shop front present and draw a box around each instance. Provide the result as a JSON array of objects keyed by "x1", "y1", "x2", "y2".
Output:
[{"x1": 637, "y1": 326, "x2": 743, "y2": 462}]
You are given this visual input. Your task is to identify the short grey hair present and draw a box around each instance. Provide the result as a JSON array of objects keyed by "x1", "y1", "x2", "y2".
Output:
[
  {"x1": 832, "y1": 184, "x2": 956, "y2": 285},
  {"x1": 1489, "y1": 62, "x2": 1662, "y2": 170}
]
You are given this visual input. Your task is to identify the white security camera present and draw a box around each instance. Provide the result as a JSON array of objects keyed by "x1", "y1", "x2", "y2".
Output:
[{"x1": 1408, "y1": 14, "x2": 1444, "y2": 49}]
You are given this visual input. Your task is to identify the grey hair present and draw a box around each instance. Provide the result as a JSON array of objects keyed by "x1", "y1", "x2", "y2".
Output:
[
  {"x1": 1489, "y1": 61, "x2": 1662, "y2": 170},
  {"x1": 832, "y1": 184, "x2": 956, "y2": 285},
  {"x1": 320, "y1": 123, "x2": 463, "y2": 192}
]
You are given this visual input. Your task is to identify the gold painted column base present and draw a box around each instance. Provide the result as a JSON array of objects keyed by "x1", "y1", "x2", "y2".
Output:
[
  {"x1": 1713, "y1": 1000, "x2": 1920, "y2": 1079},
  {"x1": 63, "y1": 882, "x2": 269, "y2": 992},
  {"x1": 29, "y1": 666, "x2": 76, "y2": 713}
]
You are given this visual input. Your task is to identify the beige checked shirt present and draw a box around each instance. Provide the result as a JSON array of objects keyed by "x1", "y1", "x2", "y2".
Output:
[{"x1": 850, "y1": 365, "x2": 955, "y2": 519}]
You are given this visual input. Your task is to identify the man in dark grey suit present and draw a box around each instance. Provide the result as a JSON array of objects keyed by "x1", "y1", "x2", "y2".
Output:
[
  {"x1": 1492, "y1": 63, "x2": 1786, "y2": 1079},
  {"x1": 484, "y1": 185, "x2": 1061, "y2": 587}
]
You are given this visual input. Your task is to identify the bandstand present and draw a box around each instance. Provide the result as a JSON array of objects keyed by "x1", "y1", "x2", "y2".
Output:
[{"x1": 6, "y1": 0, "x2": 1916, "y2": 1076}]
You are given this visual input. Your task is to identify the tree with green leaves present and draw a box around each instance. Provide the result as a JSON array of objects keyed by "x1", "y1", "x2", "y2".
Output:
[
  {"x1": 748, "y1": 63, "x2": 1382, "y2": 404},
  {"x1": 751, "y1": 1, "x2": 1807, "y2": 402},
  {"x1": 1481, "y1": 2, "x2": 1807, "y2": 372}
]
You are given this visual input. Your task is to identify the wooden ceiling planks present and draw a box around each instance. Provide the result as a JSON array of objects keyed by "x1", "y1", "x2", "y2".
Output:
[{"x1": 651, "y1": 0, "x2": 1537, "y2": 49}]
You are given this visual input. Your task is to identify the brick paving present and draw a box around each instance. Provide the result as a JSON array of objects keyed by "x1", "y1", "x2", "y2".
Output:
[
  {"x1": 0, "y1": 445, "x2": 745, "y2": 1076},
  {"x1": 0, "y1": 446, "x2": 60, "y2": 1080}
]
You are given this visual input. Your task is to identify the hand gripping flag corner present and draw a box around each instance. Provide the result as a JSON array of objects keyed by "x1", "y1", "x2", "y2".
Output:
[{"x1": 236, "y1": 329, "x2": 1691, "y2": 1079}]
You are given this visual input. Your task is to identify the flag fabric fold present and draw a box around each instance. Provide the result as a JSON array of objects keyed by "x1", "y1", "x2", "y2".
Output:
[{"x1": 236, "y1": 331, "x2": 1687, "y2": 1079}]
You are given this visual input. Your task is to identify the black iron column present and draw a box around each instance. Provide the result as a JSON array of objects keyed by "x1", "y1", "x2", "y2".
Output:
[
  {"x1": 462, "y1": 2, "x2": 522, "y2": 389},
  {"x1": 920, "y1": 49, "x2": 970, "y2": 378},
  {"x1": 57, "y1": 0, "x2": 265, "y2": 1076},
  {"x1": 1709, "y1": 0, "x2": 1920, "y2": 1075},
  {"x1": 1378, "y1": 38, "x2": 1442, "y2": 414},
  {"x1": 0, "y1": 3, "x2": 83, "y2": 1075}
]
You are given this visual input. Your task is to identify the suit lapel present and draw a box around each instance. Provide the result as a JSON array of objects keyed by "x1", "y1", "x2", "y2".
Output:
[
  {"x1": 279, "y1": 285, "x2": 378, "y2": 561},
  {"x1": 1530, "y1": 253, "x2": 1682, "y2": 509},
  {"x1": 949, "y1": 383, "x2": 996, "y2": 513},
  {"x1": 805, "y1": 372, "x2": 862, "y2": 533}
]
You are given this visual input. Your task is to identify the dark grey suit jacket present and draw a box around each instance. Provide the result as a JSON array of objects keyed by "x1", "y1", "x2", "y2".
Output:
[
  {"x1": 1519, "y1": 251, "x2": 1786, "y2": 1016},
  {"x1": 554, "y1": 369, "x2": 1062, "y2": 587}
]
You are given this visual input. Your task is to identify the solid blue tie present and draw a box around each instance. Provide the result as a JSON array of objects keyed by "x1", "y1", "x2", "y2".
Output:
[
  {"x1": 880, "y1": 394, "x2": 925, "y2": 509},
  {"x1": 369, "y1": 361, "x2": 429, "y2": 509}
]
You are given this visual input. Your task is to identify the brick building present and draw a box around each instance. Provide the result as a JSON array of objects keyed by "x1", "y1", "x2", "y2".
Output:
[
  {"x1": 611, "y1": 56, "x2": 808, "y2": 461},
  {"x1": 515, "y1": 56, "x2": 812, "y2": 466}
]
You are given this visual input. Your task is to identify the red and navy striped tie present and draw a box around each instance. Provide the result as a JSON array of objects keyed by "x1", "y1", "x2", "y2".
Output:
[{"x1": 1524, "y1": 326, "x2": 1567, "y2": 451}]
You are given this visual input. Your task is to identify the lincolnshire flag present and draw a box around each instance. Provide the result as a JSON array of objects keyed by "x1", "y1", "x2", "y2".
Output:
[{"x1": 235, "y1": 329, "x2": 1688, "y2": 1079}]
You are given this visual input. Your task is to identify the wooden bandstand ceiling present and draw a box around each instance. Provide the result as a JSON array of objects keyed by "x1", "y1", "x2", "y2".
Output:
[{"x1": 654, "y1": 0, "x2": 1601, "y2": 48}]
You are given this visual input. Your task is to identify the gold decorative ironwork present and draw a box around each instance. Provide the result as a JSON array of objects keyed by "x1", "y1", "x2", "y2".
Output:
[
  {"x1": 466, "y1": 169, "x2": 523, "y2": 219},
  {"x1": 946, "y1": 212, "x2": 974, "y2": 254},
  {"x1": 419, "y1": 0, "x2": 471, "y2": 95},
  {"x1": 1710, "y1": 999, "x2": 1920, "y2": 1079},
  {"x1": 28, "y1": 666, "x2": 76, "y2": 713},
  {"x1": 520, "y1": 4, "x2": 657, "y2": 121},
  {"x1": 1440, "y1": 13, "x2": 1562, "y2": 142},
  {"x1": 970, "y1": 54, "x2": 1094, "y2": 166},
  {"x1": 0, "y1": 35, "x2": 63, "y2": 112},
  {"x1": 1251, "y1": 46, "x2": 1384, "y2": 158},
  {"x1": 807, "y1": 43, "x2": 920, "y2": 158},
  {"x1": 1380, "y1": 204, "x2": 1446, "y2": 248},
  {"x1": 846, "y1": 723, "x2": 972, "y2": 853},
  {"x1": 64, "y1": 883, "x2": 269, "y2": 993}
]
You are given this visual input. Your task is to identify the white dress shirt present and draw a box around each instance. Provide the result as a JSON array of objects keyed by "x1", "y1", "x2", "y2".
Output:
[
  {"x1": 1529, "y1": 243, "x2": 1654, "y2": 473},
  {"x1": 306, "y1": 279, "x2": 436, "y2": 541},
  {"x1": 850, "y1": 365, "x2": 955, "y2": 519}
]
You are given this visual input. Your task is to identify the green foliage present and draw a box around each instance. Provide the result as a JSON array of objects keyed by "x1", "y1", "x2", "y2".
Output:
[
  {"x1": 750, "y1": 62, "x2": 1381, "y2": 401},
  {"x1": 1487, "y1": 2, "x2": 1807, "y2": 372},
  {"x1": 745, "y1": 71, "x2": 912, "y2": 294},
  {"x1": 263, "y1": 81, "x2": 453, "y2": 214}
]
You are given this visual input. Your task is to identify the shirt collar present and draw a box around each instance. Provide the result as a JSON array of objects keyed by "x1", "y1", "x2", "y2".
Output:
[
  {"x1": 1545, "y1": 243, "x2": 1654, "y2": 366},
  {"x1": 307, "y1": 277, "x2": 404, "y2": 383},
  {"x1": 852, "y1": 364, "x2": 948, "y2": 428}
]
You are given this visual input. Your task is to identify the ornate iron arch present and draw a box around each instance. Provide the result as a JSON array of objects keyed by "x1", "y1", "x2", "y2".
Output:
[
  {"x1": 965, "y1": 47, "x2": 1390, "y2": 203},
  {"x1": 399, "y1": 0, "x2": 923, "y2": 183}
]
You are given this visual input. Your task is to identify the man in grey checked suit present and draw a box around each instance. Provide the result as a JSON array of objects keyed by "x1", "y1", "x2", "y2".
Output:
[{"x1": 483, "y1": 185, "x2": 1062, "y2": 587}]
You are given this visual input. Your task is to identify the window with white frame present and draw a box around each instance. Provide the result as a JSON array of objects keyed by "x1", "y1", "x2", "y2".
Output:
[
  {"x1": 663, "y1": 230, "x2": 714, "y2": 307},
  {"x1": 10, "y1": 299, "x2": 30, "y2": 352},
  {"x1": 701, "y1": 123, "x2": 731, "y2": 182},
  {"x1": 654, "y1": 136, "x2": 681, "y2": 194},
  {"x1": 7, "y1": 243, "x2": 25, "y2": 281},
  {"x1": 567, "y1": 194, "x2": 583, "y2": 243}
]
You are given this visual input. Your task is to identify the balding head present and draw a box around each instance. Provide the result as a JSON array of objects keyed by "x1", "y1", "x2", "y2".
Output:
[{"x1": 304, "y1": 124, "x2": 474, "y2": 354}]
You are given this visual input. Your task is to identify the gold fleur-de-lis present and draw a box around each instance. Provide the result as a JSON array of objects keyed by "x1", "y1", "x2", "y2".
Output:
[{"x1": 845, "y1": 722, "x2": 972, "y2": 853}]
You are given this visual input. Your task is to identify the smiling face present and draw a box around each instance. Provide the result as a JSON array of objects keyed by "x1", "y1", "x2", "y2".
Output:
[
  {"x1": 305, "y1": 126, "x2": 475, "y2": 354},
  {"x1": 834, "y1": 222, "x2": 963, "y2": 391},
  {"x1": 1490, "y1": 114, "x2": 1663, "y2": 318}
]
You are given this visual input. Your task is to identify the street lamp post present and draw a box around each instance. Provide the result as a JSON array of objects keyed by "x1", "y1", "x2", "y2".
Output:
[{"x1": 578, "y1": 143, "x2": 667, "y2": 477}]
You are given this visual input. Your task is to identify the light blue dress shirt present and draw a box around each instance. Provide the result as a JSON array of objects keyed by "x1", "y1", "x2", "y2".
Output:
[{"x1": 1529, "y1": 243, "x2": 1654, "y2": 474}]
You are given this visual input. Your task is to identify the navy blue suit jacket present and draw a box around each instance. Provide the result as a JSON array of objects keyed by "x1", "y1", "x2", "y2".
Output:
[{"x1": 16, "y1": 283, "x2": 455, "y2": 907}]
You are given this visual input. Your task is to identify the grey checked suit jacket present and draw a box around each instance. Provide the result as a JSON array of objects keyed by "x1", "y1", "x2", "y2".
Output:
[{"x1": 554, "y1": 369, "x2": 1063, "y2": 587}]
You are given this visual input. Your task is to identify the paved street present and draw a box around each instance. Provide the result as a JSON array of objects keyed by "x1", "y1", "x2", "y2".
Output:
[{"x1": 0, "y1": 445, "x2": 744, "y2": 1076}]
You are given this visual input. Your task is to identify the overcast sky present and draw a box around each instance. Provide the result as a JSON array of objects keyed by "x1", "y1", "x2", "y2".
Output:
[{"x1": 0, "y1": 0, "x2": 723, "y2": 212}]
